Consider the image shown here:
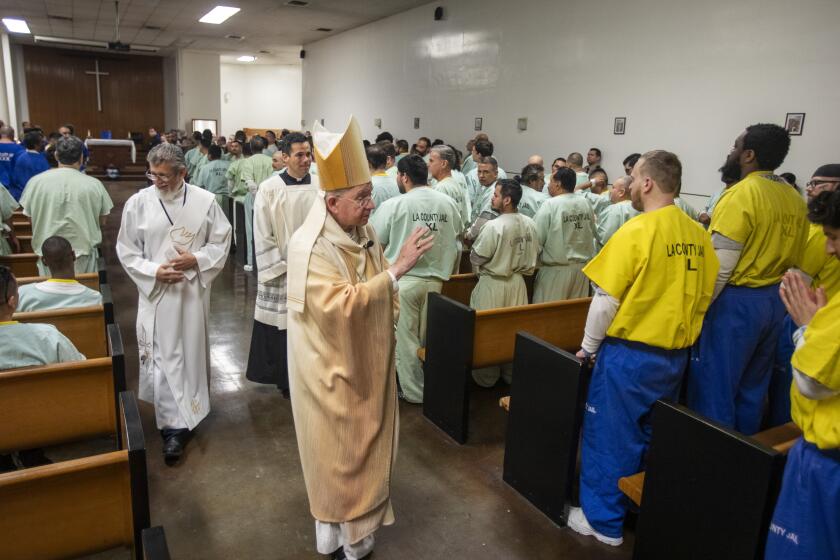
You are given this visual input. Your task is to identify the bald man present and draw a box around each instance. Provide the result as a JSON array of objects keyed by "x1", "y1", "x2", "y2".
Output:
[{"x1": 596, "y1": 175, "x2": 640, "y2": 246}]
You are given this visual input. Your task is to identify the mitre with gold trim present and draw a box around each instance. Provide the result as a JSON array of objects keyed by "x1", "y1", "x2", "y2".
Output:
[{"x1": 311, "y1": 116, "x2": 371, "y2": 191}]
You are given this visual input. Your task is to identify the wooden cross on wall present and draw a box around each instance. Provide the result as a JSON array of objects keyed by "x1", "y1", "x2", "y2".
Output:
[{"x1": 85, "y1": 59, "x2": 110, "y2": 112}]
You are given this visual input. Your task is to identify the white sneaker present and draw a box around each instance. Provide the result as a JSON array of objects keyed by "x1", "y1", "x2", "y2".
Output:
[
  {"x1": 566, "y1": 506, "x2": 624, "y2": 547},
  {"x1": 243, "y1": 264, "x2": 253, "y2": 272}
]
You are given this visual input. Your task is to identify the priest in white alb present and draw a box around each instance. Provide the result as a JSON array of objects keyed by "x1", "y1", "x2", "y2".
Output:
[
  {"x1": 286, "y1": 116, "x2": 433, "y2": 560},
  {"x1": 117, "y1": 143, "x2": 231, "y2": 465}
]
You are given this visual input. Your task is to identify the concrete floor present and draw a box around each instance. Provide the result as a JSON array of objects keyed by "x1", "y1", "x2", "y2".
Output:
[{"x1": 92, "y1": 181, "x2": 633, "y2": 559}]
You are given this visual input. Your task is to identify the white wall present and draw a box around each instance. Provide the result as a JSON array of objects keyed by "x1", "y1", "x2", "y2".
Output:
[
  {"x1": 177, "y1": 50, "x2": 221, "y2": 133},
  {"x1": 220, "y1": 63, "x2": 302, "y2": 137},
  {"x1": 302, "y1": 0, "x2": 840, "y2": 198}
]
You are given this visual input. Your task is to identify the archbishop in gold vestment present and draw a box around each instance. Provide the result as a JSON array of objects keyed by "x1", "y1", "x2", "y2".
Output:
[{"x1": 287, "y1": 197, "x2": 400, "y2": 545}]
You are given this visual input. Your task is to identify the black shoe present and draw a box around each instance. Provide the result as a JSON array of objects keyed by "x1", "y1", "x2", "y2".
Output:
[
  {"x1": 16, "y1": 448, "x2": 52, "y2": 468},
  {"x1": 278, "y1": 386, "x2": 290, "y2": 399},
  {"x1": 330, "y1": 548, "x2": 347, "y2": 560},
  {"x1": 162, "y1": 429, "x2": 191, "y2": 466}
]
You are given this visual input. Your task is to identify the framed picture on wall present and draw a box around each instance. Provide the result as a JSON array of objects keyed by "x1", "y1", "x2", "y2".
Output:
[
  {"x1": 785, "y1": 113, "x2": 805, "y2": 136},
  {"x1": 614, "y1": 117, "x2": 626, "y2": 135},
  {"x1": 413, "y1": 117, "x2": 420, "y2": 129},
  {"x1": 191, "y1": 119, "x2": 217, "y2": 135},
  {"x1": 474, "y1": 117, "x2": 483, "y2": 131}
]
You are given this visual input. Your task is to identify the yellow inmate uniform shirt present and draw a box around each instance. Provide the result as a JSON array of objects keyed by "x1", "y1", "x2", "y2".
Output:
[
  {"x1": 710, "y1": 171, "x2": 808, "y2": 287},
  {"x1": 790, "y1": 294, "x2": 840, "y2": 449},
  {"x1": 583, "y1": 205, "x2": 718, "y2": 349},
  {"x1": 800, "y1": 222, "x2": 840, "y2": 300}
]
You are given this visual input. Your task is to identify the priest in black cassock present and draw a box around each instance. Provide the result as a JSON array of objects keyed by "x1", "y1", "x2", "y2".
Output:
[{"x1": 246, "y1": 132, "x2": 321, "y2": 396}]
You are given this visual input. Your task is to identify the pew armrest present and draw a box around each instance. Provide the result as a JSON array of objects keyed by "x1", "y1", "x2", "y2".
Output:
[
  {"x1": 618, "y1": 472, "x2": 645, "y2": 506},
  {"x1": 142, "y1": 526, "x2": 172, "y2": 560}
]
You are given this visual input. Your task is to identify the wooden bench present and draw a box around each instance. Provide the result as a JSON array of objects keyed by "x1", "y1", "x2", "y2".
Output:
[
  {"x1": 0, "y1": 391, "x2": 151, "y2": 560},
  {"x1": 629, "y1": 401, "x2": 791, "y2": 559},
  {"x1": 0, "y1": 252, "x2": 39, "y2": 276},
  {"x1": 618, "y1": 421, "x2": 802, "y2": 508},
  {"x1": 17, "y1": 234, "x2": 32, "y2": 253},
  {"x1": 421, "y1": 292, "x2": 590, "y2": 443},
  {"x1": 0, "y1": 253, "x2": 108, "y2": 284},
  {"x1": 12, "y1": 216, "x2": 31, "y2": 236},
  {"x1": 16, "y1": 272, "x2": 102, "y2": 291},
  {"x1": 440, "y1": 272, "x2": 537, "y2": 307},
  {"x1": 142, "y1": 526, "x2": 172, "y2": 560},
  {"x1": 14, "y1": 305, "x2": 117, "y2": 359},
  {"x1": 502, "y1": 332, "x2": 591, "y2": 526}
]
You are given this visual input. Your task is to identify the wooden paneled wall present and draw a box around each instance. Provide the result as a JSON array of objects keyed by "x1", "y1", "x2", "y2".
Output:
[{"x1": 23, "y1": 45, "x2": 164, "y2": 139}]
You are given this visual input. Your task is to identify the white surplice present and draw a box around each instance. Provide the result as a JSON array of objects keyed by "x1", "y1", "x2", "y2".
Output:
[{"x1": 116, "y1": 182, "x2": 231, "y2": 430}]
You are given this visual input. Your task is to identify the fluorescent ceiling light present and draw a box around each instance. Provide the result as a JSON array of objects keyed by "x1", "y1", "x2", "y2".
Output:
[
  {"x1": 3, "y1": 18, "x2": 30, "y2": 34},
  {"x1": 199, "y1": 6, "x2": 240, "y2": 24},
  {"x1": 237, "y1": 55, "x2": 256, "y2": 62}
]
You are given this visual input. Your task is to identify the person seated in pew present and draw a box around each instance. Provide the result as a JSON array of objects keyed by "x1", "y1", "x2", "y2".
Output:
[
  {"x1": 371, "y1": 154, "x2": 461, "y2": 404},
  {"x1": 17, "y1": 236, "x2": 102, "y2": 312},
  {"x1": 0, "y1": 182, "x2": 19, "y2": 255},
  {"x1": 532, "y1": 167, "x2": 597, "y2": 303},
  {"x1": 596, "y1": 175, "x2": 640, "y2": 247},
  {"x1": 0, "y1": 265, "x2": 85, "y2": 471},
  {"x1": 469, "y1": 179, "x2": 539, "y2": 388},
  {"x1": 515, "y1": 163, "x2": 549, "y2": 219},
  {"x1": 568, "y1": 150, "x2": 718, "y2": 547},
  {"x1": 19, "y1": 135, "x2": 114, "y2": 276},
  {"x1": 687, "y1": 124, "x2": 809, "y2": 435},
  {"x1": 766, "y1": 190, "x2": 840, "y2": 560}
]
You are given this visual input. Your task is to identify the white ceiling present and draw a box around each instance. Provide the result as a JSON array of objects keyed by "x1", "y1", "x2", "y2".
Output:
[{"x1": 1, "y1": 0, "x2": 432, "y2": 64}]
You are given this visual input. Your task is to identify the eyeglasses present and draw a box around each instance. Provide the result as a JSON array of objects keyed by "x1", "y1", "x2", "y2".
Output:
[
  {"x1": 146, "y1": 171, "x2": 177, "y2": 182},
  {"x1": 805, "y1": 179, "x2": 840, "y2": 188},
  {"x1": 341, "y1": 194, "x2": 374, "y2": 208}
]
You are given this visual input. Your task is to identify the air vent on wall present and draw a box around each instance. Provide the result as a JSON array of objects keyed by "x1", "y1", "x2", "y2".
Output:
[
  {"x1": 225, "y1": 34, "x2": 244, "y2": 40},
  {"x1": 48, "y1": 15, "x2": 73, "y2": 22},
  {"x1": 316, "y1": 27, "x2": 332, "y2": 32},
  {"x1": 143, "y1": 25, "x2": 162, "y2": 31},
  {"x1": 287, "y1": 1, "x2": 310, "y2": 6},
  {"x1": 259, "y1": 50, "x2": 271, "y2": 54}
]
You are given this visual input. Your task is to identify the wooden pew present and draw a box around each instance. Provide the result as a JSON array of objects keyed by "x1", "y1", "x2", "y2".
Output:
[
  {"x1": 618, "y1": 421, "x2": 802, "y2": 508},
  {"x1": 12, "y1": 215, "x2": 31, "y2": 236},
  {"x1": 0, "y1": 252, "x2": 39, "y2": 276},
  {"x1": 17, "y1": 234, "x2": 32, "y2": 253},
  {"x1": 142, "y1": 526, "x2": 172, "y2": 560},
  {"x1": 16, "y1": 272, "x2": 102, "y2": 291},
  {"x1": 629, "y1": 401, "x2": 789, "y2": 559},
  {"x1": 14, "y1": 304, "x2": 113, "y2": 359},
  {"x1": 440, "y1": 272, "x2": 536, "y2": 307},
  {"x1": 0, "y1": 391, "x2": 150, "y2": 560},
  {"x1": 503, "y1": 333, "x2": 591, "y2": 526},
  {"x1": 422, "y1": 292, "x2": 590, "y2": 443}
]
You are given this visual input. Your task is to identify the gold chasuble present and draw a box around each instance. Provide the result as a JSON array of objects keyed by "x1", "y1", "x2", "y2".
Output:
[{"x1": 287, "y1": 116, "x2": 399, "y2": 543}]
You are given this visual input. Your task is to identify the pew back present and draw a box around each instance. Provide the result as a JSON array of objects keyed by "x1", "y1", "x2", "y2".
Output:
[
  {"x1": 473, "y1": 298, "x2": 590, "y2": 368},
  {"x1": 14, "y1": 304, "x2": 108, "y2": 358},
  {"x1": 440, "y1": 272, "x2": 537, "y2": 308},
  {"x1": 0, "y1": 391, "x2": 149, "y2": 560},
  {"x1": 0, "y1": 252, "x2": 39, "y2": 277},
  {"x1": 16, "y1": 272, "x2": 101, "y2": 291},
  {"x1": 0, "y1": 357, "x2": 118, "y2": 452}
]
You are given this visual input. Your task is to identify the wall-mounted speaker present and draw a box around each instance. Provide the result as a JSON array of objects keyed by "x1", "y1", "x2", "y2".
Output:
[
  {"x1": 434, "y1": 6, "x2": 444, "y2": 21},
  {"x1": 300, "y1": 49, "x2": 306, "y2": 59}
]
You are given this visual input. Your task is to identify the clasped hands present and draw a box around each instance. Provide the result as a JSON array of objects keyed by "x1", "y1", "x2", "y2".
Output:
[{"x1": 156, "y1": 247, "x2": 197, "y2": 284}]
